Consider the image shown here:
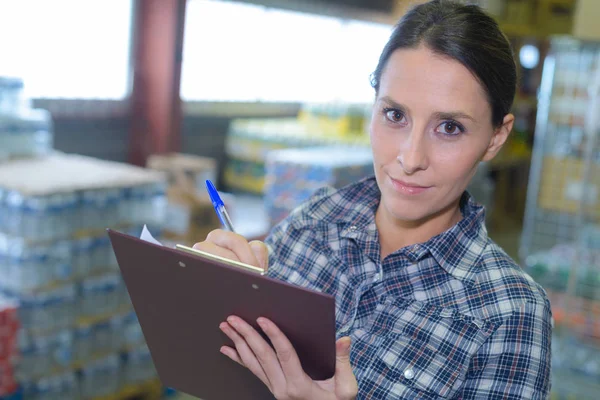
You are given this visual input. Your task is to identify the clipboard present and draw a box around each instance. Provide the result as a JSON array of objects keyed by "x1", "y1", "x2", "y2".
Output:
[{"x1": 107, "y1": 229, "x2": 336, "y2": 400}]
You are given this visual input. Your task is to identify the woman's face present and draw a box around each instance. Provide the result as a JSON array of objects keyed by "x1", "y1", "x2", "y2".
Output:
[{"x1": 370, "y1": 46, "x2": 513, "y2": 225}]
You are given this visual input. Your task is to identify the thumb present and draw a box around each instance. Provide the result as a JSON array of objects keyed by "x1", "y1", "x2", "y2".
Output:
[
  {"x1": 334, "y1": 337, "x2": 358, "y2": 399},
  {"x1": 249, "y1": 240, "x2": 269, "y2": 271}
]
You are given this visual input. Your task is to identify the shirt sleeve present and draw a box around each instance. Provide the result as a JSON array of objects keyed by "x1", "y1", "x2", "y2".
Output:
[
  {"x1": 457, "y1": 298, "x2": 553, "y2": 399},
  {"x1": 262, "y1": 199, "x2": 313, "y2": 282},
  {"x1": 262, "y1": 186, "x2": 334, "y2": 282},
  {"x1": 262, "y1": 214, "x2": 291, "y2": 280}
]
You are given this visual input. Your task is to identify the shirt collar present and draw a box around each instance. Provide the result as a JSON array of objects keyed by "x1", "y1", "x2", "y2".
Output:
[
  {"x1": 336, "y1": 177, "x2": 488, "y2": 283},
  {"x1": 426, "y1": 193, "x2": 488, "y2": 284}
]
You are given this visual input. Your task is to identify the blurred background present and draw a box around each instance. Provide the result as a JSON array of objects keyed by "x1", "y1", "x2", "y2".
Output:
[{"x1": 0, "y1": 0, "x2": 599, "y2": 399}]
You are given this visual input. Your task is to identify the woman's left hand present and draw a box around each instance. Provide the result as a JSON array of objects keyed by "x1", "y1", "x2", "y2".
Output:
[{"x1": 219, "y1": 316, "x2": 358, "y2": 400}]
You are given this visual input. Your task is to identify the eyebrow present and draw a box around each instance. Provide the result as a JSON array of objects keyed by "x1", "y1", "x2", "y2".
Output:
[
  {"x1": 379, "y1": 96, "x2": 475, "y2": 122},
  {"x1": 433, "y1": 111, "x2": 476, "y2": 122},
  {"x1": 379, "y1": 96, "x2": 404, "y2": 110}
]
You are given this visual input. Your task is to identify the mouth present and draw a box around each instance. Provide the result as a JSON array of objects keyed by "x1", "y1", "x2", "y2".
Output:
[{"x1": 389, "y1": 176, "x2": 432, "y2": 195}]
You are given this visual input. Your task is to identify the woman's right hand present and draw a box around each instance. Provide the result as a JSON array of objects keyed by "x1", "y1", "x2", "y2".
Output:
[
  {"x1": 196, "y1": 229, "x2": 358, "y2": 399},
  {"x1": 193, "y1": 229, "x2": 269, "y2": 272}
]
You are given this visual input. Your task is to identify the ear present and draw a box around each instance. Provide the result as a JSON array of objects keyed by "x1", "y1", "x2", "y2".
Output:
[{"x1": 482, "y1": 113, "x2": 514, "y2": 162}]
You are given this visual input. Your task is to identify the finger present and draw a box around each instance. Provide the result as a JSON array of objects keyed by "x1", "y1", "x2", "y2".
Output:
[
  {"x1": 206, "y1": 230, "x2": 262, "y2": 267},
  {"x1": 219, "y1": 322, "x2": 271, "y2": 389},
  {"x1": 227, "y1": 316, "x2": 287, "y2": 392},
  {"x1": 249, "y1": 241, "x2": 269, "y2": 271},
  {"x1": 192, "y1": 241, "x2": 240, "y2": 262},
  {"x1": 220, "y1": 346, "x2": 245, "y2": 367},
  {"x1": 256, "y1": 317, "x2": 306, "y2": 383},
  {"x1": 334, "y1": 337, "x2": 358, "y2": 400}
]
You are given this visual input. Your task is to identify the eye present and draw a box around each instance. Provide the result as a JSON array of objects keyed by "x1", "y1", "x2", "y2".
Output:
[
  {"x1": 383, "y1": 108, "x2": 406, "y2": 124},
  {"x1": 435, "y1": 121, "x2": 465, "y2": 136}
]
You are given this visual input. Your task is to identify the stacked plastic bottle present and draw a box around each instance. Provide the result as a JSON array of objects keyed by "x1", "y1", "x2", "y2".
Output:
[
  {"x1": 0, "y1": 77, "x2": 53, "y2": 161},
  {"x1": 297, "y1": 102, "x2": 371, "y2": 138},
  {"x1": 264, "y1": 146, "x2": 373, "y2": 227},
  {"x1": 0, "y1": 153, "x2": 166, "y2": 399},
  {"x1": 224, "y1": 111, "x2": 371, "y2": 195}
]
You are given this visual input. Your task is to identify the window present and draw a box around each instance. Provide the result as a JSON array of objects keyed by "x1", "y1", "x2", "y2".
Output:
[
  {"x1": 181, "y1": 0, "x2": 392, "y2": 103},
  {"x1": 0, "y1": 0, "x2": 133, "y2": 99}
]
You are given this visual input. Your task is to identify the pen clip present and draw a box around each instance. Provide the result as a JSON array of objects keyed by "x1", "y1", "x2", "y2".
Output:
[
  {"x1": 205, "y1": 179, "x2": 223, "y2": 208},
  {"x1": 205, "y1": 179, "x2": 235, "y2": 232}
]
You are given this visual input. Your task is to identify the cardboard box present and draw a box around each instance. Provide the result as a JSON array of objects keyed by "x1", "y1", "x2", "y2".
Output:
[
  {"x1": 148, "y1": 153, "x2": 225, "y2": 245},
  {"x1": 538, "y1": 156, "x2": 600, "y2": 218},
  {"x1": 537, "y1": 0, "x2": 576, "y2": 35},
  {"x1": 573, "y1": 0, "x2": 600, "y2": 40},
  {"x1": 161, "y1": 186, "x2": 235, "y2": 246},
  {"x1": 147, "y1": 153, "x2": 217, "y2": 192},
  {"x1": 505, "y1": 0, "x2": 535, "y2": 26}
]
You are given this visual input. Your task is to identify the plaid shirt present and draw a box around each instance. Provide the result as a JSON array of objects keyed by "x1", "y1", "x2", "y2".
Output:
[{"x1": 265, "y1": 177, "x2": 552, "y2": 399}]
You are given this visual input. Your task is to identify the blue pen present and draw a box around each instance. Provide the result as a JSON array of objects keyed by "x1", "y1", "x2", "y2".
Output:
[{"x1": 205, "y1": 179, "x2": 235, "y2": 232}]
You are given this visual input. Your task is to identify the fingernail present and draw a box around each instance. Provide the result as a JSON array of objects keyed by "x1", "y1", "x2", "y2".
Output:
[
  {"x1": 227, "y1": 316, "x2": 237, "y2": 327},
  {"x1": 256, "y1": 318, "x2": 267, "y2": 331}
]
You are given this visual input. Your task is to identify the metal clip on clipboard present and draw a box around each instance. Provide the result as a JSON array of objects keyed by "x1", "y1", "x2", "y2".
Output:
[
  {"x1": 141, "y1": 224, "x2": 264, "y2": 275},
  {"x1": 175, "y1": 244, "x2": 265, "y2": 275}
]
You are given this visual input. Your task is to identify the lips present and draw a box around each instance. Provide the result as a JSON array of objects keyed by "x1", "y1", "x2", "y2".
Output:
[{"x1": 389, "y1": 177, "x2": 431, "y2": 195}]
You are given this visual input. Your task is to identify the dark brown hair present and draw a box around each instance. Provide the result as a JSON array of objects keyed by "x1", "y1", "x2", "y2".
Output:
[{"x1": 371, "y1": 0, "x2": 516, "y2": 127}]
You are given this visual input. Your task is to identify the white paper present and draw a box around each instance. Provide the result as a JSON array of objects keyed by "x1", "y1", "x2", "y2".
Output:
[{"x1": 141, "y1": 224, "x2": 163, "y2": 246}]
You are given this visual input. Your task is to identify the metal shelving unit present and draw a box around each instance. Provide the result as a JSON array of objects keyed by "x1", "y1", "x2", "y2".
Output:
[{"x1": 521, "y1": 36, "x2": 600, "y2": 399}]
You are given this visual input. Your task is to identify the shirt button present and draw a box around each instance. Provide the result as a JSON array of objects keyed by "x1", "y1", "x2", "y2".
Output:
[
  {"x1": 403, "y1": 368, "x2": 415, "y2": 380},
  {"x1": 347, "y1": 225, "x2": 357, "y2": 232}
]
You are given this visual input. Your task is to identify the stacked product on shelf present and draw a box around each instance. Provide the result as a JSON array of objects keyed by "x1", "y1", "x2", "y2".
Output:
[
  {"x1": 525, "y1": 240, "x2": 600, "y2": 331},
  {"x1": 264, "y1": 146, "x2": 373, "y2": 227},
  {"x1": 521, "y1": 37, "x2": 600, "y2": 399},
  {"x1": 531, "y1": 38, "x2": 600, "y2": 246},
  {"x1": 296, "y1": 102, "x2": 371, "y2": 139},
  {"x1": 0, "y1": 76, "x2": 53, "y2": 161},
  {"x1": 524, "y1": 240, "x2": 600, "y2": 398},
  {"x1": 0, "y1": 153, "x2": 166, "y2": 399},
  {"x1": 224, "y1": 104, "x2": 371, "y2": 195}
]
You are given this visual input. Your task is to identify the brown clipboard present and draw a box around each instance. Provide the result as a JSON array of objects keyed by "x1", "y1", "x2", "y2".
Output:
[{"x1": 107, "y1": 229, "x2": 336, "y2": 400}]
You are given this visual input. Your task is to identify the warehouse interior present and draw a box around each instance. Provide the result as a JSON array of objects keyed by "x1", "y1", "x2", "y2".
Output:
[{"x1": 1, "y1": 0, "x2": 599, "y2": 399}]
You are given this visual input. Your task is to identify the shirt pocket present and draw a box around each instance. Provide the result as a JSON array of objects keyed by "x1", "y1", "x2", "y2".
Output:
[{"x1": 373, "y1": 297, "x2": 496, "y2": 399}]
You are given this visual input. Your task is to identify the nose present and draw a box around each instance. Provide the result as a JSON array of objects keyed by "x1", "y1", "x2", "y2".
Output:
[{"x1": 396, "y1": 130, "x2": 429, "y2": 174}]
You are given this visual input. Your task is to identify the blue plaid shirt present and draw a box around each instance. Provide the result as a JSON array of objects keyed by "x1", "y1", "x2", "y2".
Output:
[{"x1": 265, "y1": 177, "x2": 552, "y2": 399}]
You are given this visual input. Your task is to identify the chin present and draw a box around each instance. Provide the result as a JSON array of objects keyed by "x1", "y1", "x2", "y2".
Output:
[
  {"x1": 394, "y1": 210, "x2": 432, "y2": 224},
  {"x1": 384, "y1": 197, "x2": 433, "y2": 223}
]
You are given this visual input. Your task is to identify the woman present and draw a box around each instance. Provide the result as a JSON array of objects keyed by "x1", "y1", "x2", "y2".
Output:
[{"x1": 194, "y1": 0, "x2": 552, "y2": 398}]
